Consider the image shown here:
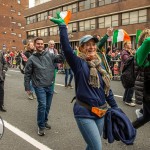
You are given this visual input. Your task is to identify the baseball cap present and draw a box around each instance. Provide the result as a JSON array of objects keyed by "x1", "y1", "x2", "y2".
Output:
[{"x1": 79, "y1": 35, "x2": 99, "y2": 46}]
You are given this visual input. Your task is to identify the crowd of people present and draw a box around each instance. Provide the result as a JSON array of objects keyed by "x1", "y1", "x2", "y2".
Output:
[{"x1": 0, "y1": 11, "x2": 150, "y2": 150}]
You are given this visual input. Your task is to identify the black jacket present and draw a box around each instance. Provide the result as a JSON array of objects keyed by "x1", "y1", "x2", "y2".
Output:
[
  {"x1": 24, "y1": 50, "x2": 63, "y2": 91},
  {"x1": 0, "y1": 51, "x2": 8, "y2": 81},
  {"x1": 134, "y1": 54, "x2": 150, "y2": 104}
]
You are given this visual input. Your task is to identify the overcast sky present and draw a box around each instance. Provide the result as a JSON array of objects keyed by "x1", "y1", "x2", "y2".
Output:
[{"x1": 29, "y1": 0, "x2": 35, "y2": 8}]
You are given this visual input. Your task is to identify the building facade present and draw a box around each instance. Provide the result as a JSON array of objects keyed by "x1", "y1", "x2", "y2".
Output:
[
  {"x1": 24, "y1": 0, "x2": 150, "y2": 50},
  {"x1": 0, "y1": 0, "x2": 28, "y2": 51}
]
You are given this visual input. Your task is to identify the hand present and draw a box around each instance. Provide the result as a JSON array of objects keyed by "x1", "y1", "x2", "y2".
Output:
[
  {"x1": 26, "y1": 91, "x2": 31, "y2": 94},
  {"x1": 106, "y1": 27, "x2": 113, "y2": 36},
  {"x1": 48, "y1": 11, "x2": 71, "y2": 26}
]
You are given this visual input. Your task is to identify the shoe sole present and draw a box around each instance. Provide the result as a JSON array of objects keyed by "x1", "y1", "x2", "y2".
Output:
[{"x1": 125, "y1": 102, "x2": 136, "y2": 107}]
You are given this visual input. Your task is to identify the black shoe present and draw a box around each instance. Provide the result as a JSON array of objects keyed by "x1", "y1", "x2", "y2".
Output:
[
  {"x1": 38, "y1": 127, "x2": 45, "y2": 136},
  {"x1": 45, "y1": 123, "x2": 51, "y2": 130},
  {"x1": 68, "y1": 83, "x2": 73, "y2": 89},
  {"x1": 0, "y1": 105, "x2": 7, "y2": 112}
]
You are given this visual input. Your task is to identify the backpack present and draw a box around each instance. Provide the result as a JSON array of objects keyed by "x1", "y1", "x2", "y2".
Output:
[{"x1": 120, "y1": 56, "x2": 135, "y2": 88}]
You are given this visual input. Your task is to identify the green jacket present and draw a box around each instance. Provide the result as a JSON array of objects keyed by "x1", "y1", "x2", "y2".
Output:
[{"x1": 135, "y1": 37, "x2": 150, "y2": 67}]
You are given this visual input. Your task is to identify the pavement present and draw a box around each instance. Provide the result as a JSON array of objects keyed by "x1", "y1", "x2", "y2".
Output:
[{"x1": 0, "y1": 68, "x2": 150, "y2": 150}]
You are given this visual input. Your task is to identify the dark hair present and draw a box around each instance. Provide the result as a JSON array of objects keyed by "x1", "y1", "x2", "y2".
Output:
[{"x1": 34, "y1": 37, "x2": 43, "y2": 44}]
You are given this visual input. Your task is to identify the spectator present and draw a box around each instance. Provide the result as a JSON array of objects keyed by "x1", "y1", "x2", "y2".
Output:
[
  {"x1": 121, "y1": 41, "x2": 136, "y2": 107},
  {"x1": 46, "y1": 40, "x2": 58, "y2": 94},
  {"x1": 0, "y1": 50, "x2": 8, "y2": 112}
]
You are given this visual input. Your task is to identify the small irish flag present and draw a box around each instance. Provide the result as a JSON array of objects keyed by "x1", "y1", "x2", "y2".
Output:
[
  {"x1": 113, "y1": 29, "x2": 130, "y2": 44},
  {"x1": 59, "y1": 11, "x2": 71, "y2": 25}
]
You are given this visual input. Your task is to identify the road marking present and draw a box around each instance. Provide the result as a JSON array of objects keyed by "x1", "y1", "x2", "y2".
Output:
[
  {"x1": 4, "y1": 120, "x2": 53, "y2": 150},
  {"x1": 55, "y1": 83, "x2": 65, "y2": 87},
  {"x1": 6, "y1": 74, "x2": 11, "y2": 76},
  {"x1": 9, "y1": 70, "x2": 20, "y2": 73}
]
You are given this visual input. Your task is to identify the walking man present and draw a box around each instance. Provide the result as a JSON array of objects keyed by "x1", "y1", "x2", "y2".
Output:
[
  {"x1": 24, "y1": 37, "x2": 63, "y2": 136},
  {"x1": 0, "y1": 50, "x2": 8, "y2": 112}
]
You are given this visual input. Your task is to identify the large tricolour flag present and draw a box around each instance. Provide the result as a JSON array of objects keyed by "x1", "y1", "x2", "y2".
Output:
[
  {"x1": 59, "y1": 11, "x2": 71, "y2": 25},
  {"x1": 113, "y1": 29, "x2": 130, "y2": 44}
]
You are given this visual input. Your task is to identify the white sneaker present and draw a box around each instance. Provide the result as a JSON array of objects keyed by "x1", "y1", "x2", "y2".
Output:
[
  {"x1": 135, "y1": 109, "x2": 143, "y2": 118},
  {"x1": 125, "y1": 102, "x2": 136, "y2": 107},
  {"x1": 28, "y1": 93, "x2": 34, "y2": 100}
]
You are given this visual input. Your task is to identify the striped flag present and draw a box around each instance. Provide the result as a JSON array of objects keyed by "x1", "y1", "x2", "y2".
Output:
[
  {"x1": 136, "y1": 30, "x2": 142, "y2": 44},
  {"x1": 59, "y1": 11, "x2": 71, "y2": 25},
  {"x1": 113, "y1": 29, "x2": 130, "y2": 44}
]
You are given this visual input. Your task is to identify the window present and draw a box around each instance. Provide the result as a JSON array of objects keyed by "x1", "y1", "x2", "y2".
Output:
[
  {"x1": 130, "y1": 11, "x2": 138, "y2": 24},
  {"x1": 18, "y1": 12, "x2": 21, "y2": 15},
  {"x1": 105, "y1": 0, "x2": 111, "y2": 4},
  {"x1": 11, "y1": 32, "x2": 16, "y2": 35},
  {"x1": 105, "y1": 16, "x2": 111, "y2": 27},
  {"x1": 112, "y1": 15, "x2": 118, "y2": 26},
  {"x1": 79, "y1": 0, "x2": 96, "y2": 11},
  {"x1": 98, "y1": 0, "x2": 119, "y2": 6},
  {"x1": 139, "y1": 9, "x2": 147, "y2": 23},
  {"x1": 18, "y1": 23, "x2": 21, "y2": 26},
  {"x1": 63, "y1": 4, "x2": 77, "y2": 13},
  {"x1": 98, "y1": 18, "x2": 104, "y2": 28},
  {"x1": 28, "y1": 30, "x2": 37, "y2": 38},
  {"x1": 98, "y1": 15, "x2": 118, "y2": 28},
  {"x1": 79, "y1": 19, "x2": 96, "y2": 31},
  {"x1": 68, "y1": 23, "x2": 77, "y2": 33},
  {"x1": 122, "y1": 9, "x2": 147, "y2": 25},
  {"x1": 27, "y1": 15, "x2": 36, "y2": 24},
  {"x1": 79, "y1": 21, "x2": 84, "y2": 31},
  {"x1": 18, "y1": 34, "x2": 22, "y2": 37},
  {"x1": 50, "y1": 27, "x2": 58, "y2": 35},
  {"x1": 17, "y1": 0, "x2": 21, "y2": 4},
  {"x1": 37, "y1": 12, "x2": 47, "y2": 21},
  {"x1": 38, "y1": 28, "x2": 48, "y2": 37},
  {"x1": 98, "y1": 0, "x2": 104, "y2": 6},
  {"x1": 122, "y1": 13, "x2": 129, "y2": 25},
  {"x1": 49, "y1": 8, "x2": 62, "y2": 17}
]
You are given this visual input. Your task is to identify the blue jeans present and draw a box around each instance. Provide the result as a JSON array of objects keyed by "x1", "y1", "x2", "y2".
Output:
[
  {"x1": 123, "y1": 87, "x2": 134, "y2": 103},
  {"x1": 34, "y1": 85, "x2": 53, "y2": 128},
  {"x1": 65, "y1": 69, "x2": 73, "y2": 86},
  {"x1": 75, "y1": 117, "x2": 104, "y2": 150},
  {"x1": 30, "y1": 80, "x2": 35, "y2": 93}
]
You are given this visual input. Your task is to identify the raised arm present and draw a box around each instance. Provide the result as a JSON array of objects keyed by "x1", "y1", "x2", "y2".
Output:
[
  {"x1": 135, "y1": 37, "x2": 150, "y2": 67},
  {"x1": 97, "y1": 27, "x2": 113, "y2": 50},
  {"x1": 48, "y1": 13, "x2": 80, "y2": 73}
]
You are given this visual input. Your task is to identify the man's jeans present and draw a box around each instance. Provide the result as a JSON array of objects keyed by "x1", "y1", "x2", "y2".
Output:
[
  {"x1": 75, "y1": 117, "x2": 104, "y2": 150},
  {"x1": 65, "y1": 69, "x2": 73, "y2": 86},
  {"x1": 34, "y1": 85, "x2": 53, "y2": 128},
  {"x1": 123, "y1": 87, "x2": 134, "y2": 103},
  {"x1": 30, "y1": 80, "x2": 35, "y2": 94}
]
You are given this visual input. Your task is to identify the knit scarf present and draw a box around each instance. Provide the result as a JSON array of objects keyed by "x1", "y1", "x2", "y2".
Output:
[{"x1": 78, "y1": 52, "x2": 110, "y2": 96}]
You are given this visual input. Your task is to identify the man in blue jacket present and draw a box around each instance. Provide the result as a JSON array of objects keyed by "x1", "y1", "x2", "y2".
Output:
[{"x1": 24, "y1": 37, "x2": 63, "y2": 136}]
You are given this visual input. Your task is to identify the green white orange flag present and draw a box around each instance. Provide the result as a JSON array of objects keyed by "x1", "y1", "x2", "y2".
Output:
[
  {"x1": 136, "y1": 30, "x2": 142, "y2": 44},
  {"x1": 113, "y1": 29, "x2": 130, "y2": 44},
  {"x1": 59, "y1": 11, "x2": 71, "y2": 25}
]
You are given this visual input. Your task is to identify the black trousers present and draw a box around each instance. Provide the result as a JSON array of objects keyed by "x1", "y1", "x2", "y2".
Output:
[
  {"x1": 132, "y1": 100, "x2": 150, "y2": 129},
  {"x1": 0, "y1": 81, "x2": 4, "y2": 106}
]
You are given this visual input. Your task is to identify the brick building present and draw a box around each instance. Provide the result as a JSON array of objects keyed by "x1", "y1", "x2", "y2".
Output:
[
  {"x1": 0, "y1": 0, "x2": 28, "y2": 52},
  {"x1": 24, "y1": 0, "x2": 150, "y2": 50}
]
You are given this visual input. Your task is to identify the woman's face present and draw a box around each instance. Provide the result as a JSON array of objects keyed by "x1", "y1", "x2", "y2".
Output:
[
  {"x1": 81, "y1": 39, "x2": 97, "y2": 59},
  {"x1": 125, "y1": 41, "x2": 132, "y2": 50}
]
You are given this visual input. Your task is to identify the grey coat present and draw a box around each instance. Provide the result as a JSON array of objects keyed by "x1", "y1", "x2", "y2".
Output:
[
  {"x1": 0, "y1": 51, "x2": 8, "y2": 81},
  {"x1": 24, "y1": 50, "x2": 63, "y2": 91}
]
